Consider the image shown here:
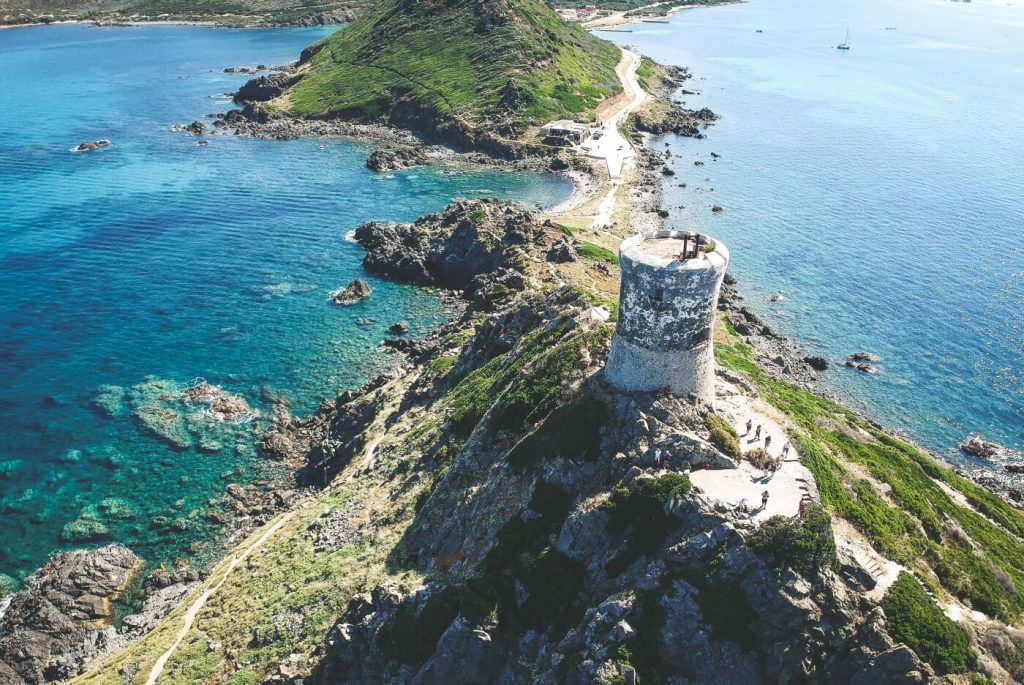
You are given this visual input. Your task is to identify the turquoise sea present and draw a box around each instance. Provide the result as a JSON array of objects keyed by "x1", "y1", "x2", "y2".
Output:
[
  {"x1": 0, "y1": 24, "x2": 570, "y2": 587},
  {"x1": 602, "y1": 0, "x2": 1024, "y2": 460}
]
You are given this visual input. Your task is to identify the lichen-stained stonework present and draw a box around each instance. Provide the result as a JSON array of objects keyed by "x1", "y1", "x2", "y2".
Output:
[{"x1": 604, "y1": 231, "x2": 729, "y2": 401}]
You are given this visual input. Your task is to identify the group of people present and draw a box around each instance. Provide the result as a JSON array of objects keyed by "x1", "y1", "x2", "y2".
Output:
[
  {"x1": 737, "y1": 489, "x2": 771, "y2": 515},
  {"x1": 652, "y1": 447, "x2": 675, "y2": 470},
  {"x1": 745, "y1": 418, "x2": 791, "y2": 480}
]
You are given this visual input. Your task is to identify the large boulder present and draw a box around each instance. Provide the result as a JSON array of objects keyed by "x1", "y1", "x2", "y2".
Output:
[
  {"x1": 332, "y1": 279, "x2": 372, "y2": 305},
  {"x1": 0, "y1": 546, "x2": 143, "y2": 684},
  {"x1": 366, "y1": 146, "x2": 429, "y2": 172}
]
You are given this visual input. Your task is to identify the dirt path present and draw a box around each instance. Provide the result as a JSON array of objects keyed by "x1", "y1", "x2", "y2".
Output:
[
  {"x1": 582, "y1": 47, "x2": 646, "y2": 183},
  {"x1": 142, "y1": 511, "x2": 295, "y2": 685},
  {"x1": 691, "y1": 391, "x2": 816, "y2": 521}
]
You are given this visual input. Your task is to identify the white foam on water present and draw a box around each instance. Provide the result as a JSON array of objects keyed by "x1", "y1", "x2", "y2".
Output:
[{"x1": 0, "y1": 594, "x2": 12, "y2": 623}]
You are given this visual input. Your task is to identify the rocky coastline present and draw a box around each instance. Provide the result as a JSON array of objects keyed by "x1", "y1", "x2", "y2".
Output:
[{"x1": 4, "y1": 30, "x2": 1022, "y2": 684}]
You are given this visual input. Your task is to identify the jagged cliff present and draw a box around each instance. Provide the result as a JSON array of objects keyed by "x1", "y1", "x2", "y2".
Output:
[{"x1": 53, "y1": 196, "x2": 1024, "y2": 685}]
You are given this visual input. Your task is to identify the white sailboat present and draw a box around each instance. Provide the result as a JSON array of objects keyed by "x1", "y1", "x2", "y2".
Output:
[{"x1": 837, "y1": 28, "x2": 851, "y2": 50}]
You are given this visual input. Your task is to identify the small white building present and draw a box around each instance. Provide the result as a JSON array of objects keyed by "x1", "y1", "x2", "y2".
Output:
[{"x1": 538, "y1": 120, "x2": 591, "y2": 146}]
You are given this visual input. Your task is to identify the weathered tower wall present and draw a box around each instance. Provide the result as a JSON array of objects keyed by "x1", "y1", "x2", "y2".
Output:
[{"x1": 604, "y1": 230, "x2": 729, "y2": 402}]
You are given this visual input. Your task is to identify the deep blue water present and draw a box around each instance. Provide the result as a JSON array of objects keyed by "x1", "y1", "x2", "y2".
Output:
[
  {"x1": 602, "y1": 0, "x2": 1024, "y2": 460},
  {"x1": 0, "y1": 24, "x2": 569, "y2": 587}
]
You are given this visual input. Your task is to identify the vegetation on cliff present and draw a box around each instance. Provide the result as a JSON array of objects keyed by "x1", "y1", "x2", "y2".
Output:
[
  {"x1": 883, "y1": 572, "x2": 976, "y2": 674},
  {"x1": 66, "y1": 194, "x2": 1023, "y2": 684},
  {"x1": 282, "y1": 0, "x2": 622, "y2": 133}
]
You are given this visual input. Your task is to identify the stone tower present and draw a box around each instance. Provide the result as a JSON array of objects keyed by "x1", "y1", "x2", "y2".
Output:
[{"x1": 604, "y1": 230, "x2": 730, "y2": 402}]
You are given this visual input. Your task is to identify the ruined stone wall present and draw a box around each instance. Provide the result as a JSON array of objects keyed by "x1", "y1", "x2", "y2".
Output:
[{"x1": 604, "y1": 232, "x2": 729, "y2": 401}]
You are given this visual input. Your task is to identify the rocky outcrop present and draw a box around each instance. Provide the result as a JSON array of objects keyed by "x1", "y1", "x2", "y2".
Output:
[
  {"x1": 332, "y1": 278, "x2": 372, "y2": 305},
  {"x1": 0, "y1": 546, "x2": 143, "y2": 684},
  {"x1": 804, "y1": 355, "x2": 829, "y2": 371},
  {"x1": 632, "y1": 104, "x2": 718, "y2": 137},
  {"x1": 233, "y1": 72, "x2": 301, "y2": 104},
  {"x1": 353, "y1": 199, "x2": 564, "y2": 299},
  {"x1": 365, "y1": 145, "x2": 429, "y2": 172},
  {"x1": 960, "y1": 434, "x2": 1002, "y2": 460},
  {"x1": 171, "y1": 121, "x2": 207, "y2": 135},
  {"x1": 71, "y1": 140, "x2": 110, "y2": 153},
  {"x1": 311, "y1": 470, "x2": 930, "y2": 685},
  {"x1": 956, "y1": 435, "x2": 1024, "y2": 508}
]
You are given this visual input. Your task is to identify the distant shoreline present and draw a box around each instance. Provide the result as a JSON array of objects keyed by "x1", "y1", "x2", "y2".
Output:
[{"x1": 0, "y1": 17, "x2": 344, "y2": 31}]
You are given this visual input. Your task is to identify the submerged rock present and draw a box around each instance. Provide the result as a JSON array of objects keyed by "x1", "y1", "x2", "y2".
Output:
[
  {"x1": 331, "y1": 279, "x2": 372, "y2": 305},
  {"x1": 845, "y1": 360, "x2": 878, "y2": 374},
  {"x1": 99, "y1": 377, "x2": 258, "y2": 453},
  {"x1": 71, "y1": 140, "x2": 111, "y2": 153},
  {"x1": 91, "y1": 385, "x2": 127, "y2": 418},
  {"x1": 134, "y1": 403, "x2": 192, "y2": 450},
  {"x1": 60, "y1": 515, "x2": 110, "y2": 542}
]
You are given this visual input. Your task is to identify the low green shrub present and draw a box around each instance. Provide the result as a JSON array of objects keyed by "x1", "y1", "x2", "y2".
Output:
[
  {"x1": 576, "y1": 240, "x2": 618, "y2": 264},
  {"x1": 705, "y1": 414, "x2": 740, "y2": 457},
  {"x1": 428, "y1": 355, "x2": 457, "y2": 376},
  {"x1": 748, "y1": 504, "x2": 837, "y2": 575},
  {"x1": 883, "y1": 572, "x2": 976, "y2": 674}
]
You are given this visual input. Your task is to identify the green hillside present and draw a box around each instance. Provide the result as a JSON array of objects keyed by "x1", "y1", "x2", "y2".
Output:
[
  {"x1": 0, "y1": 0, "x2": 372, "y2": 27},
  {"x1": 283, "y1": 0, "x2": 622, "y2": 131}
]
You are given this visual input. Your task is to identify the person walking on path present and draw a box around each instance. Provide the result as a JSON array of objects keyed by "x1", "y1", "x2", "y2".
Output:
[
  {"x1": 764, "y1": 434, "x2": 772, "y2": 451},
  {"x1": 761, "y1": 490, "x2": 770, "y2": 511},
  {"x1": 754, "y1": 425, "x2": 763, "y2": 440},
  {"x1": 782, "y1": 442, "x2": 791, "y2": 459},
  {"x1": 745, "y1": 419, "x2": 753, "y2": 435}
]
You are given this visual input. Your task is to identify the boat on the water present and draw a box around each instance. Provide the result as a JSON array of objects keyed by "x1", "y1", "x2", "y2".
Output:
[{"x1": 837, "y1": 28, "x2": 851, "y2": 50}]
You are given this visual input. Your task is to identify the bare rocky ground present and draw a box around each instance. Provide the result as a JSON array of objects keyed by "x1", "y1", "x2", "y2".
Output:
[{"x1": 0, "y1": 547, "x2": 143, "y2": 684}]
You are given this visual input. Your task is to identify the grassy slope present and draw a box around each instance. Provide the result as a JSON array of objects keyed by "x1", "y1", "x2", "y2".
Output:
[
  {"x1": 715, "y1": 317, "x2": 1024, "y2": 624},
  {"x1": 73, "y1": 265, "x2": 1024, "y2": 682},
  {"x1": 73, "y1": 299, "x2": 607, "y2": 684},
  {"x1": 286, "y1": 0, "x2": 622, "y2": 126}
]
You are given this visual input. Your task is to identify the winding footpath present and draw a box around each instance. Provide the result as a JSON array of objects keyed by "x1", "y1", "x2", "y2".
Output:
[
  {"x1": 142, "y1": 511, "x2": 295, "y2": 685},
  {"x1": 585, "y1": 47, "x2": 648, "y2": 229}
]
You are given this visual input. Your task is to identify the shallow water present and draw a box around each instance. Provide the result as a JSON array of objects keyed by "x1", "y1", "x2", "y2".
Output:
[
  {"x1": 0, "y1": 24, "x2": 570, "y2": 584},
  {"x1": 601, "y1": 0, "x2": 1024, "y2": 460}
]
